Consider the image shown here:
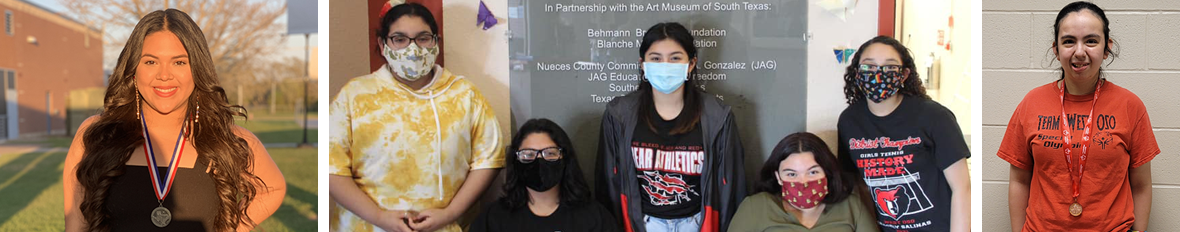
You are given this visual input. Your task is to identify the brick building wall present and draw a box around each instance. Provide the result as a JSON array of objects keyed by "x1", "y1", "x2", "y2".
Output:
[{"x1": 0, "y1": 0, "x2": 103, "y2": 139}]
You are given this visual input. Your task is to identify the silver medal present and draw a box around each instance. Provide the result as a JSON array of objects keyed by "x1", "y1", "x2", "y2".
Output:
[
  {"x1": 140, "y1": 111, "x2": 187, "y2": 228},
  {"x1": 151, "y1": 206, "x2": 171, "y2": 227}
]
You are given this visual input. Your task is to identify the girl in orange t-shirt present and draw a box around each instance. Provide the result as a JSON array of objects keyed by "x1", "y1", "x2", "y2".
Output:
[{"x1": 997, "y1": 2, "x2": 1158, "y2": 232}]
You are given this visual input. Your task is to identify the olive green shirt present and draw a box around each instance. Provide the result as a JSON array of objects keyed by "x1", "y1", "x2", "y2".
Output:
[{"x1": 728, "y1": 191, "x2": 879, "y2": 232}]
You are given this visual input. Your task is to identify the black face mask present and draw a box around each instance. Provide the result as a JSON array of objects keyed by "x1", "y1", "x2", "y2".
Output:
[
  {"x1": 522, "y1": 158, "x2": 564, "y2": 192},
  {"x1": 856, "y1": 69, "x2": 905, "y2": 103}
]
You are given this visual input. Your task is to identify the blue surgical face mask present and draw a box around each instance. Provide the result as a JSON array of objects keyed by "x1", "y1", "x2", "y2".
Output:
[{"x1": 643, "y1": 62, "x2": 690, "y2": 94}]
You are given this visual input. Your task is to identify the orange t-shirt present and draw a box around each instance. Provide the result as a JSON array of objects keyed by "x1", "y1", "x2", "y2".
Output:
[{"x1": 997, "y1": 81, "x2": 1159, "y2": 231}]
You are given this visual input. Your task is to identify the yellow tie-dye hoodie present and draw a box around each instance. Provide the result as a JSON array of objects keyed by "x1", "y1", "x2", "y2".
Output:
[{"x1": 329, "y1": 64, "x2": 505, "y2": 232}]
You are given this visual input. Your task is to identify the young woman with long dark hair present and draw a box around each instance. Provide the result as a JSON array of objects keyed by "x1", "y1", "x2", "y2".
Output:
[
  {"x1": 837, "y1": 36, "x2": 971, "y2": 232},
  {"x1": 596, "y1": 22, "x2": 746, "y2": 232},
  {"x1": 471, "y1": 118, "x2": 617, "y2": 232},
  {"x1": 730, "y1": 132, "x2": 877, "y2": 232},
  {"x1": 64, "y1": 9, "x2": 286, "y2": 232},
  {"x1": 999, "y1": 2, "x2": 1156, "y2": 231}
]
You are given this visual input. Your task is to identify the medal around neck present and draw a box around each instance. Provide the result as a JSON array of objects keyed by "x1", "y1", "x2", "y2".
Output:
[
  {"x1": 139, "y1": 110, "x2": 188, "y2": 227},
  {"x1": 1058, "y1": 79, "x2": 1103, "y2": 217}
]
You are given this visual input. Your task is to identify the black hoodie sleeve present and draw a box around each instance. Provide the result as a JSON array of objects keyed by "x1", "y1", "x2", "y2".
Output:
[
  {"x1": 716, "y1": 111, "x2": 747, "y2": 232},
  {"x1": 595, "y1": 108, "x2": 622, "y2": 221}
]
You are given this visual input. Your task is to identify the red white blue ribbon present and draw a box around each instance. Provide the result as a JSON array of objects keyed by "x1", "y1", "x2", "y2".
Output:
[{"x1": 140, "y1": 110, "x2": 187, "y2": 201}]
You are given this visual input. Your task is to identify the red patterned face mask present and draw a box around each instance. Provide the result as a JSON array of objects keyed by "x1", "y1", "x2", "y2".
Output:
[{"x1": 781, "y1": 177, "x2": 829, "y2": 209}]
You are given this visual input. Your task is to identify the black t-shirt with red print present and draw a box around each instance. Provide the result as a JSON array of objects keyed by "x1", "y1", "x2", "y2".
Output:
[
  {"x1": 837, "y1": 96, "x2": 970, "y2": 232},
  {"x1": 631, "y1": 111, "x2": 705, "y2": 219}
]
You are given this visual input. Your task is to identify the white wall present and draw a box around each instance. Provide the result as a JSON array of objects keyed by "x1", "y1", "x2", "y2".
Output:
[
  {"x1": 898, "y1": 0, "x2": 974, "y2": 139},
  {"x1": 804, "y1": 0, "x2": 975, "y2": 145},
  {"x1": 806, "y1": 0, "x2": 878, "y2": 147},
  {"x1": 442, "y1": 0, "x2": 510, "y2": 141},
  {"x1": 983, "y1": 0, "x2": 1180, "y2": 230},
  {"x1": 326, "y1": 0, "x2": 370, "y2": 100}
]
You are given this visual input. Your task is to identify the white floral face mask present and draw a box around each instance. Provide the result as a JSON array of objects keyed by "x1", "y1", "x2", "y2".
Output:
[{"x1": 383, "y1": 43, "x2": 439, "y2": 81}]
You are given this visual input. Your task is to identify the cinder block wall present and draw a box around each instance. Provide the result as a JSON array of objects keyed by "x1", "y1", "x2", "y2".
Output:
[{"x1": 983, "y1": 0, "x2": 1180, "y2": 230}]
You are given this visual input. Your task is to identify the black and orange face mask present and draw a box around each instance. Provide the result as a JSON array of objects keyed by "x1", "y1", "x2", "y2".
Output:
[{"x1": 856, "y1": 68, "x2": 907, "y2": 103}]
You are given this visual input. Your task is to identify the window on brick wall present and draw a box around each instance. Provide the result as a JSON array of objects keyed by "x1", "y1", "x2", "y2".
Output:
[
  {"x1": 6, "y1": 70, "x2": 13, "y2": 90},
  {"x1": 0, "y1": 69, "x2": 7, "y2": 90},
  {"x1": 5, "y1": 10, "x2": 12, "y2": 36},
  {"x1": 0, "y1": 69, "x2": 7, "y2": 115}
]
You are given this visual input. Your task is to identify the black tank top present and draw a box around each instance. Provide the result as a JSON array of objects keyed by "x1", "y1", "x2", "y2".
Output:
[{"x1": 106, "y1": 157, "x2": 219, "y2": 231}]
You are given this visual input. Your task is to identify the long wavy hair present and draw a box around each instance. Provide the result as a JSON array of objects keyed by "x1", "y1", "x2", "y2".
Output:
[
  {"x1": 74, "y1": 9, "x2": 262, "y2": 231},
  {"x1": 501, "y1": 118, "x2": 592, "y2": 210},
  {"x1": 842, "y1": 36, "x2": 930, "y2": 104}
]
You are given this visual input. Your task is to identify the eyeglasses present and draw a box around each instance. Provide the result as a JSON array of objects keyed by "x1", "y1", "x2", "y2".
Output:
[
  {"x1": 385, "y1": 34, "x2": 439, "y2": 49},
  {"x1": 515, "y1": 147, "x2": 562, "y2": 163},
  {"x1": 858, "y1": 64, "x2": 903, "y2": 73}
]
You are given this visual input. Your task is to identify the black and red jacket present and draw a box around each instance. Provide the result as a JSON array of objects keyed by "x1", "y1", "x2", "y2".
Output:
[{"x1": 595, "y1": 92, "x2": 748, "y2": 232}]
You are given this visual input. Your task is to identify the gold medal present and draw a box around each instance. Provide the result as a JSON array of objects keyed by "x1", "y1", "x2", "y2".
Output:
[{"x1": 1069, "y1": 202, "x2": 1082, "y2": 217}]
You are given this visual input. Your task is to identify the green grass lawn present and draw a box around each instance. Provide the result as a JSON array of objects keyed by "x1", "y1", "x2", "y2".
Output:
[
  {"x1": 255, "y1": 147, "x2": 319, "y2": 232},
  {"x1": 237, "y1": 111, "x2": 319, "y2": 145},
  {"x1": 245, "y1": 110, "x2": 318, "y2": 121},
  {"x1": 0, "y1": 137, "x2": 72, "y2": 148},
  {"x1": 0, "y1": 147, "x2": 318, "y2": 231},
  {"x1": 0, "y1": 149, "x2": 67, "y2": 231}
]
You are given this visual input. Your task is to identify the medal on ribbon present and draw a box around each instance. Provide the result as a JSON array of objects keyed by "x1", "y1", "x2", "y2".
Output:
[
  {"x1": 140, "y1": 109, "x2": 187, "y2": 227},
  {"x1": 1058, "y1": 79, "x2": 1103, "y2": 217}
]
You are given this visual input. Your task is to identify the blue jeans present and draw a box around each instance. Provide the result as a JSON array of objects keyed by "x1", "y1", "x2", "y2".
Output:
[{"x1": 643, "y1": 211, "x2": 703, "y2": 232}]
